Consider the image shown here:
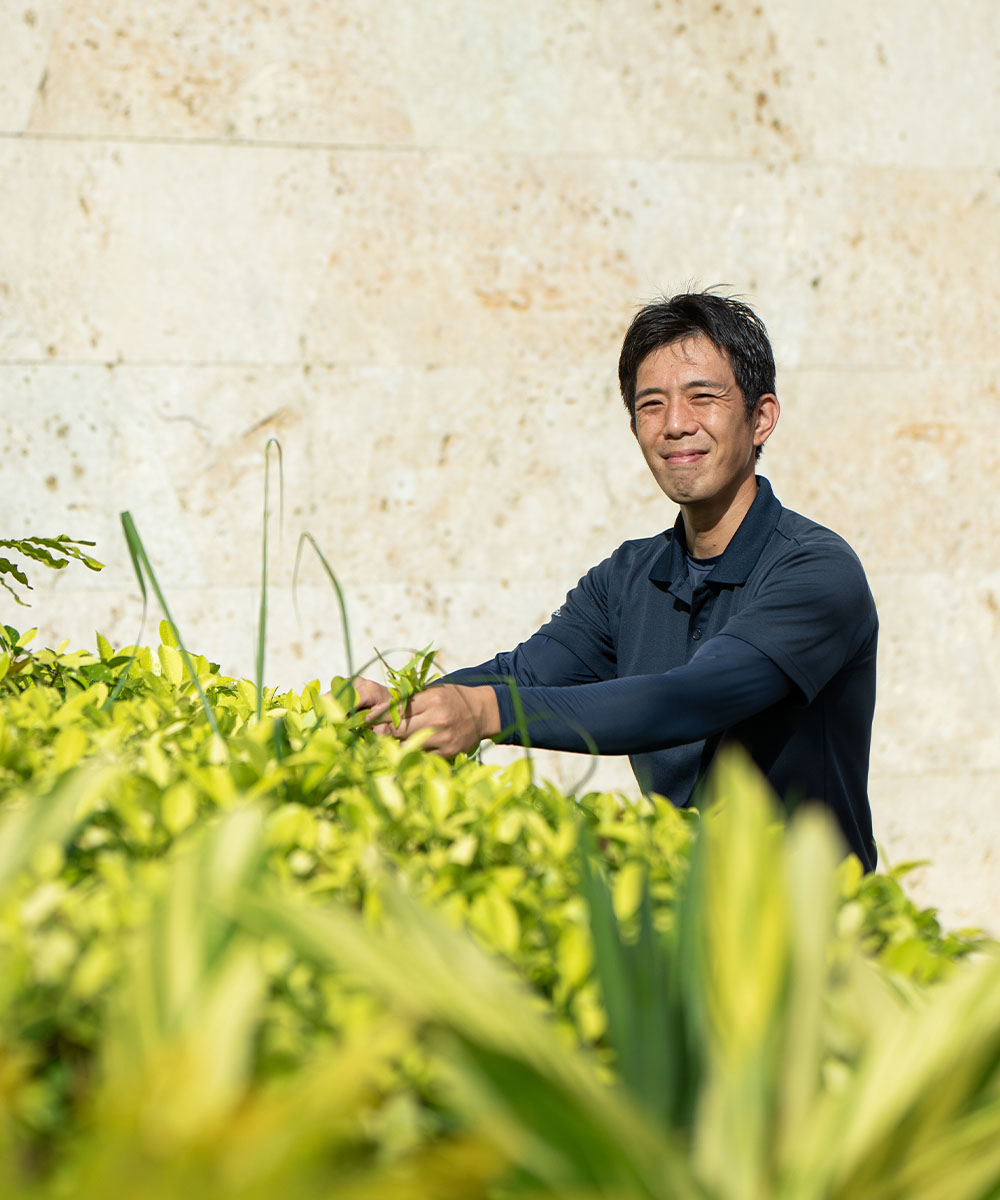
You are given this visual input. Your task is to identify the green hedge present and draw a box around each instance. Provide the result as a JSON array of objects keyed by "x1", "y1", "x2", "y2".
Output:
[{"x1": 0, "y1": 622, "x2": 992, "y2": 1198}]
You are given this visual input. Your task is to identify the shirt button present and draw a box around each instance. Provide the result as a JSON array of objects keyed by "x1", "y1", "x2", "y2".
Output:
[{"x1": 692, "y1": 628, "x2": 702, "y2": 640}]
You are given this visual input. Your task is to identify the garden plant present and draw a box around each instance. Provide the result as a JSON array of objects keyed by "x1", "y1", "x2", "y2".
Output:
[{"x1": 0, "y1": 512, "x2": 996, "y2": 1198}]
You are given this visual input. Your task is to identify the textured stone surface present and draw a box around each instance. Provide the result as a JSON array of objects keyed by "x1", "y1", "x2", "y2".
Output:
[
  {"x1": 0, "y1": 5, "x2": 61, "y2": 131},
  {"x1": 22, "y1": 1, "x2": 412, "y2": 143},
  {"x1": 766, "y1": 369, "x2": 1000, "y2": 571},
  {"x1": 18, "y1": 2, "x2": 997, "y2": 169},
  {"x1": 2, "y1": 140, "x2": 996, "y2": 368},
  {"x1": 2, "y1": 0, "x2": 999, "y2": 933}
]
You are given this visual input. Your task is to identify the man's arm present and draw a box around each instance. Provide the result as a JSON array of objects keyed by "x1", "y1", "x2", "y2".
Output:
[
  {"x1": 486, "y1": 634, "x2": 791, "y2": 754},
  {"x1": 441, "y1": 635, "x2": 602, "y2": 689},
  {"x1": 351, "y1": 634, "x2": 599, "y2": 754},
  {"x1": 354, "y1": 633, "x2": 792, "y2": 758}
]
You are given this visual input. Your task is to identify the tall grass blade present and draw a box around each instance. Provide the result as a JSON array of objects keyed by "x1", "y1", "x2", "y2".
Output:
[
  {"x1": 499, "y1": 678, "x2": 603, "y2": 794},
  {"x1": 472, "y1": 672, "x2": 601, "y2": 791},
  {"x1": 103, "y1": 510, "x2": 150, "y2": 707},
  {"x1": 805, "y1": 947, "x2": 1000, "y2": 1200},
  {"x1": 774, "y1": 807, "x2": 842, "y2": 1175},
  {"x1": 293, "y1": 532, "x2": 354, "y2": 679},
  {"x1": 255, "y1": 438, "x2": 283, "y2": 721},
  {"x1": 98, "y1": 808, "x2": 268, "y2": 1154},
  {"x1": 118, "y1": 512, "x2": 220, "y2": 736},
  {"x1": 578, "y1": 835, "x2": 689, "y2": 1133},
  {"x1": 686, "y1": 749, "x2": 789, "y2": 1198}
]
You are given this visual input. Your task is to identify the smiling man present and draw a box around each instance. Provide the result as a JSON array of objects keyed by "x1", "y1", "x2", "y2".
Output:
[{"x1": 355, "y1": 292, "x2": 879, "y2": 868}]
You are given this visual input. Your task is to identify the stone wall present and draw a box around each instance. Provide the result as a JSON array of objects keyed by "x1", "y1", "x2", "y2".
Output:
[{"x1": 3, "y1": 1, "x2": 999, "y2": 930}]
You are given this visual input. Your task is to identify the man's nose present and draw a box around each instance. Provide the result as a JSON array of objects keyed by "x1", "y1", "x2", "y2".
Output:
[{"x1": 664, "y1": 396, "x2": 697, "y2": 436}]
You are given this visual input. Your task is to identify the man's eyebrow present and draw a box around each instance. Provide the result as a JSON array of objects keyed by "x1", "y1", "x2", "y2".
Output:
[
  {"x1": 682, "y1": 378, "x2": 726, "y2": 390},
  {"x1": 634, "y1": 378, "x2": 726, "y2": 401}
]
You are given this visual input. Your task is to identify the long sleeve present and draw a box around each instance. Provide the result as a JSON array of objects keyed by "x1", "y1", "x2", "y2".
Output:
[
  {"x1": 442, "y1": 633, "x2": 601, "y2": 690},
  {"x1": 447, "y1": 633, "x2": 793, "y2": 756}
]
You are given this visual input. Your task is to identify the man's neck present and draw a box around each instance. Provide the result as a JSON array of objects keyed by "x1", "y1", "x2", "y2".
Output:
[{"x1": 681, "y1": 474, "x2": 759, "y2": 558}]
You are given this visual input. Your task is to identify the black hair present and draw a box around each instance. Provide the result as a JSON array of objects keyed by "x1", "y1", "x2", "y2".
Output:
[{"x1": 618, "y1": 291, "x2": 776, "y2": 443}]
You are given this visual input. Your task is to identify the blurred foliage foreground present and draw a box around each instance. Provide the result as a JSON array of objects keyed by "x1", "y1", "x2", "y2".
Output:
[{"x1": 0, "y1": 622, "x2": 996, "y2": 1200}]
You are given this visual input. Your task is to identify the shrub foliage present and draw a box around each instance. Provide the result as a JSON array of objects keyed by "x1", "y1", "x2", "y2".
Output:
[{"x1": 0, "y1": 620, "x2": 992, "y2": 1198}]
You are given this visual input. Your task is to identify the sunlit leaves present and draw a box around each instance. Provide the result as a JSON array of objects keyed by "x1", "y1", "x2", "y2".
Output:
[
  {"x1": 377, "y1": 644, "x2": 442, "y2": 725},
  {"x1": 0, "y1": 535, "x2": 104, "y2": 606},
  {"x1": 0, "y1": 624, "x2": 991, "y2": 1200}
]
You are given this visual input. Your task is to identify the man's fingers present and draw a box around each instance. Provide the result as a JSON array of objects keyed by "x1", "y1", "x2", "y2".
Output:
[
  {"x1": 352, "y1": 676, "x2": 392, "y2": 714},
  {"x1": 352, "y1": 678, "x2": 381, "y2": 707},
  {"x1": 360, "y1": 685, "x2": 494, "y2": 759}
]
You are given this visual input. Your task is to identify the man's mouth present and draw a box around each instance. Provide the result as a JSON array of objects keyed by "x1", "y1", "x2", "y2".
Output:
[{"x1": 663, "y1": 449, "x2": 708, "y2": 465}]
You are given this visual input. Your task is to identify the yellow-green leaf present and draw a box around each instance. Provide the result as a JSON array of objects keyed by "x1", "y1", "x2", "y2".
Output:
[
  {"x1": 158, "y1": 643, "x2": 184, "y2": 687},
  {"x1": 162, "y1": 782, "x2": 199, "y2": 835}
]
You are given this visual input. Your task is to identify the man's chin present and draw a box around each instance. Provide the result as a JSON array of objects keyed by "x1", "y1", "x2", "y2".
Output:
[
  {"x1": 652, "y1": 463, "x2": 706, "y2": 496},
  {"x1": 657, "y1": 480, "x2": 705, "y2": 506}
]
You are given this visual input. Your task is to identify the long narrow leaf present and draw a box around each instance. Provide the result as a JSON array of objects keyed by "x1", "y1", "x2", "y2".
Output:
[
  {"x1": 773, "y1": 807, "x2": 843, "y2": 1174},
  {"x1": 255, "y1": 438, "x2": 283, "y2": 721},
  {"x1": 809, "y1": 949, "x2": 1000, "y2": 1200},
  {"x1": 293, "y1": 532, "x2": 354, "y2": 679},
  {"x1": 687, "y1": 751, "x2": 789, "y2": 1199},
  {"x1": 578, "y1": 834, "x2": 693, "y2": 1133},
  {"x1": 118, "y1": 512, "x2": 220, "y2": 736},
  {"x1": 104, "y1": 515, "x2": 150, "y2": 706}
]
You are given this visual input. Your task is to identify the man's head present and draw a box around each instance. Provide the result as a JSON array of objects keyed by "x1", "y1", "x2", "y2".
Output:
[{"x1": 618, "y1": 291, "x2": 776, "y2": 461}]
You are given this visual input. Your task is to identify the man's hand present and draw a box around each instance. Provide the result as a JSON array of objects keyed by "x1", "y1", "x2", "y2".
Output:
[
  {"x1": 351, "y1": 676, "x2": 392, "y2": 719},
  {"x1": 353, "y1": 677, "x2": 500, "y2": 757}
]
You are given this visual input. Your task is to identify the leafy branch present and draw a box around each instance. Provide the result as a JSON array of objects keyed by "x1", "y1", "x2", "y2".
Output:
[
  {"x1": 376, "y1": 644, "x2": 441, "y2": 725},
  {"x1": 0, "y1": 535, "x2": 104, "y2": 606}
]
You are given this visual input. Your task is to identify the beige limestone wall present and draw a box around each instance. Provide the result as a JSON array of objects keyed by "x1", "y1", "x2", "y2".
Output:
[{"x1": 3, "y1": 1, "x2": 999, "y2": 930}]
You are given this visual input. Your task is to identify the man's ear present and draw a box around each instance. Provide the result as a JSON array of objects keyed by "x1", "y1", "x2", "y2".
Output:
[{"x1": 753, "y1": 393, "x2": 779, "y2": 449}]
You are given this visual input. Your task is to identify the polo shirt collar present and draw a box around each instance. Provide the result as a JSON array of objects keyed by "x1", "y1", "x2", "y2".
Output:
[{"x1": 649, "y1": 475, "x2": 782, "y2": 588}]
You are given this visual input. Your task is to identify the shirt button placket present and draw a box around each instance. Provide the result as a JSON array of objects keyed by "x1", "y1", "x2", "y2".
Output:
[{"x1": 690, "y1": 590, "x2": 711, "y2": 644}]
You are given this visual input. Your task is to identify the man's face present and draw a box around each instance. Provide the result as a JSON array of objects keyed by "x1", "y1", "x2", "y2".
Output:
[{"x1": 632, "y1": 334, "x2": 774, "y2": 511}]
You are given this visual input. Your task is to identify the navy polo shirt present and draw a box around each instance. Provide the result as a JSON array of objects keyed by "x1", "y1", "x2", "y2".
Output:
[{"x1": 528, "y1": 477, "x2": 878, "y2": 868}]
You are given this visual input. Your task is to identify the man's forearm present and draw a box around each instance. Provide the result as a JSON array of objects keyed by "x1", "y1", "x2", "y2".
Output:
[
  {"x1": 372, "y1": 682, "x2": 500, "y2": 757},
  {"x1": 491, "y1": 635, "x2": 791, "y2": 755}
]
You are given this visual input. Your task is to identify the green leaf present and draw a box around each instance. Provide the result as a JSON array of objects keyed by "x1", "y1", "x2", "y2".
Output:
[
  {"x1": 0, "y1": 557, "x2": 31, "y2": 587},
  {"x1": 119, "y1": 511, "x2": 220, "y2": 736},
  {"x1": 255, "y1": 437, "x2": 283, "y2": 721},
  {"x1": 472, "y1": 890, "x2": 521, "y2": 956},
  {"x1": 0, "y1": 766, "x2": 114, "y2": 897},
  {"x1": 329, "y1": 675, "x2": 359, "y2": 709},
  {"x1": 158, "y1": 643, "x2": 184, "y2": 687},
  {"x1": 162, "y1": 782, "x2": 199, "y2": 835}
]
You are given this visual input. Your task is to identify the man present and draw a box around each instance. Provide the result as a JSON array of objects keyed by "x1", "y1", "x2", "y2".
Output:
[{"x1": 355, "y1": 292, "x2": 878, "y2": 869}]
